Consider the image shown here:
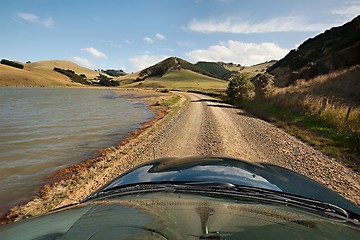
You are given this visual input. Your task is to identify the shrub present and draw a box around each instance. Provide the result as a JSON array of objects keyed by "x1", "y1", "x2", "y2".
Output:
[
  {"x1": 97, "y1": 74, "x2": 119, "y2": 86},
  {"x1": 53, "y1": 67, "x2": 89, "y2": 85},
  {"x1": 226, "y1": 74, "x2": 254, "y2": 100},
  {"x1": 1, "y1": 59, "x2": 24, "y2": 69},
  {"x1": 252, "y1": 73, "x2": 274, "y2": 100}
]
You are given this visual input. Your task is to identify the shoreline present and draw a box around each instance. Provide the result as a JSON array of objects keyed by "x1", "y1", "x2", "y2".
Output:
[{"x1": 0, "y1": 88, "x2": 182, "y2": 224}]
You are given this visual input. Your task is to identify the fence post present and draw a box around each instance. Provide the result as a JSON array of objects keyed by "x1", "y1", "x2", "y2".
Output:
[
  {"x1": 345, "y1": 107, "x2": 352, "y2": 123},
  {"x1": 318, "y1": 97, "x2": 327, "y2": 116}
]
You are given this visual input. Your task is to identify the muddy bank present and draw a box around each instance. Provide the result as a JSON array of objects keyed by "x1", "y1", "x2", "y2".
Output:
[{"x1": 1, "y1": 89, "x2": 183, "y2": 224}]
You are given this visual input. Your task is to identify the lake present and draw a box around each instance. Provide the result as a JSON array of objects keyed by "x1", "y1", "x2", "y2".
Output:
[{"x1": 0, "y1": 87, "x2": 155, "y2": 208}]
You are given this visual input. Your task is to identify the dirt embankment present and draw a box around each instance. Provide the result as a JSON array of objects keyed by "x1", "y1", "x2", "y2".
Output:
[{"x1": 3, "y1": 91, "x2": 359, "y2": 223}]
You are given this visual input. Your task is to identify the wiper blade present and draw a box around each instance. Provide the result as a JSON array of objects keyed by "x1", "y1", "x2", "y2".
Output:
[
  {"x1": 86, "y1": 181, "x2": 236, "y2": 200},
  {"x1": 84, "y1": 181, "x2": 356, "y2": 223}
]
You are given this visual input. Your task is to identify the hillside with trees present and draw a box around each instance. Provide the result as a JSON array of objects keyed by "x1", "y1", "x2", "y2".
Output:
[
  {"x1": 136, "y1": 57, "x2": 220, "y2": 81},
  {"x1": 195, "y1": 61, "x2": 235, "y2": 80}
]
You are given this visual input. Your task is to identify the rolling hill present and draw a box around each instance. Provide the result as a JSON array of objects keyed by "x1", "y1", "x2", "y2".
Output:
[
  {"x1": 118, "y1": 57, "x2": 228, "y2": 90},
  {"x1": 0, "y1": 60, "x2": 104, "y2": 87},
  {"x1": 134, "y1": 69, "x2": 228, "y2": 90},
  {"x1": 195, "y1": 61, "x2": 234, "y2": 80},
  {"x1": 267, "y1": 15, "x2": 360, "y2": 87},
  {"x1": 136, "y1": 57, "x2": 219, "y2": 81}
]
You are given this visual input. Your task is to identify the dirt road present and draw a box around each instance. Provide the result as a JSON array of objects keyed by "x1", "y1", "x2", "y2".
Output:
[
  {"x1": 126, "y1": 92, "x2": 360, "y2": 204},
  {"x1": 6, "y1": 91, "x2": 359, "y2": 222}
]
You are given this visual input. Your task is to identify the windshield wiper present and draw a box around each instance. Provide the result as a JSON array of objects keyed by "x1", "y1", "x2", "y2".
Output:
[{"x1": 84, "y1": 181, "x2": 356, "y2": 223}]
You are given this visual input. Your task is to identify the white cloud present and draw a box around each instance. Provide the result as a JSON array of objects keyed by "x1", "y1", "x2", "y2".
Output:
[
  {"x1": 16, "y1": 12, "x2": 54, "y2": 28},
  {"x1": 188, "y1": 16, "x2": 333, "y2": 33},
  {"x1": 155, "y1": 33, "x2": 166, "y2": 40},
  {"x1": 186, "y1": 40, "x2": 289, "y2": 66},
  {"x1": 144, "y1": 37, "x2": 154, "y2": 44},
  {"x1": 330, "y1": 4, "x2": 360, "y2": 21},
  {"x1": 81, "y1": 47, "x2": 107, "y2": 59},
  {"x1": 70, "y1": 57, "x2": 94, "y2": 69},
  {"x1": 129, "y1": 54, "x2": 169, "y2": 72},
  {"x1": 17, "y1": 12, "x2": 38, "y2": 22}
]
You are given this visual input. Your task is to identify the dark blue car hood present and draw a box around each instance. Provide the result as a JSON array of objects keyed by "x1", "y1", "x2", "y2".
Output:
[{"x1": 88, "y1": 156, "x2": 360, "y2": 215}]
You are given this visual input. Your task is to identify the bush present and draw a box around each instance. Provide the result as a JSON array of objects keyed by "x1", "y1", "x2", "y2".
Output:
[
  {"x1": 226, "y1": 74, "x2": 254, "y2": 100},
  {"x1": 253, "y1": 73, "x2": 274, "y2": 100},
  {"x1": 53, "y1": 67, "x2": 89, "y2": 85},
  {"x1": 1, "y1": 59, "x2": 24, "y2": 69},
  {"x1": 97, "y1": 74, "x2": 119, "y2": 86}
]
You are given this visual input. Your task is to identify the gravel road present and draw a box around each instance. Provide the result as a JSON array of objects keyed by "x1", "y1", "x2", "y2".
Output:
[
  {"x1": 6, "y1": 91, "x2": 359, "y2": 222},
  {"x1": 124, "y1": 92, "x2": 360, "y2": 205}
]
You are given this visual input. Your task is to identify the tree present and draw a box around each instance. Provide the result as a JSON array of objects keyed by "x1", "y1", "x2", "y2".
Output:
[
  {"x1": 252, "y1": 73, "x2": 274, "y2": 100},
  {"x1": 226, "y1": 74, "x2": 254, "y2": 100}
]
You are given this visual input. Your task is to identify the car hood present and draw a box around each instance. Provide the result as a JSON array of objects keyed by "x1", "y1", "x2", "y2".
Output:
[{"x1": 89, "y1": 156, "x2": 360, "y2": 215}]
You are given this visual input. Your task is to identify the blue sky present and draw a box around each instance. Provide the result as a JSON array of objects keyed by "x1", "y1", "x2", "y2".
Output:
[{"x1": 1, "y1": 0, "x2": 359, "y2": 72}]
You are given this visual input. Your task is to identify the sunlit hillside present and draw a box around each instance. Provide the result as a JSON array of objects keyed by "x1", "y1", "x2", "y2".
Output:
[
  {"x1": 238, "y1": 61, "x2": 277, "y2": 77},
  {"x1": 121, "y1": 69, "x2": 228, "y2": 90},
  {"x1": 0, "y1": 63, "x2": 81, "y2": 87},
  {"x1": 0, "y1": 60, "x2": 105, "y2": 87},
  {"x1": 27, "y1": 60, "x2": 101, "y2": 79}
]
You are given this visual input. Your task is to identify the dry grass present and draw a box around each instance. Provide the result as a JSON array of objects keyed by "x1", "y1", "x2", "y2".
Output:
[
  {"x1": 118, "y1": 69, "x2": 228, "y2": 90},
  {"x1": 0, "y1": 60, "x2": 103, "y2": 87},
  {"x1": 27, "y1": 60, "x2": 101, "y2": 79},
  {"x1": 239, "y1": 61, "x2": 276, "y2": 78},
  {"x1": 0, "y1": 64, "x2": 81, "y2": 87},
  {"x1": 270, "y1": 65, "x2": 360, "y2": 133}
]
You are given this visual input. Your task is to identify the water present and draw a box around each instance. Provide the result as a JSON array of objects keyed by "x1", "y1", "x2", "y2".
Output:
[{"x1": 0, "y1": 87, "x2": 155, "y2": 208}]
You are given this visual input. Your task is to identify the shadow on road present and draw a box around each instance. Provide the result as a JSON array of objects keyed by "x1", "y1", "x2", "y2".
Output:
[
  {"x1": 191, "y1": 99, "x2": 224, "y2": 103},
  {"x1": 192, "y1": 98, "x2": 259, "y2": 120}
]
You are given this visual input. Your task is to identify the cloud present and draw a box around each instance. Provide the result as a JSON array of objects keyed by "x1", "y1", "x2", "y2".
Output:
[
  {"x1": 16, "y1": 12, "x2": 54, "y2": 28},
  {"x1": 330, "y1": 4, "x2": 360, "y2": 21},
  {"x1": 81, "y1": 47, "x2": 107, "y2": 59},
  {"x1": 187, "y1": 16, "x2": 333, "y2": 33},
  {"x1": 176, "y1": 41, "x2": 195, "y2": 47},
  {"x1": 129, "y1": 54, "x2": 170, "y2": 72},
  {"x1": 143, "y1": 37, "x2": 154, "y2": 44},
  {"x1": 70, "y1": 57, "x2": 94, "y2": 69},
  {"x1": 155, "y1": 33, "x2": 166, "y2": 40},
  {"x1": 186, "y1": 40, "x2": 289, "y2": 66}
]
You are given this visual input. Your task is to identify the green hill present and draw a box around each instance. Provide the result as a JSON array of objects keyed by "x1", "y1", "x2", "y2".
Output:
[
  {"x1": 134, "y1": 69, "x2": 228, "y2": 90},
  {"x1": 137, "y1": 57, "x2": 218, "y2": 81},
  {"x1": 195, "y1": 61, "x2": 234, "y2": 80}
]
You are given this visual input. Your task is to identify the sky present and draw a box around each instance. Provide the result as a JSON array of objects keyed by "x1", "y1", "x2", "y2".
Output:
[{"x1": 1, "y1": 0, "x2": 359, "y2": 73}]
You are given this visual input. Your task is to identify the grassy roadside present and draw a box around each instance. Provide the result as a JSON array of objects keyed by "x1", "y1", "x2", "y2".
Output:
[
  {"x1": 236, "y1": 99, "x2": 359, "y2": 172},
  {"x1": 193, "y1": 90, "x2": 359, "y2": 172}
]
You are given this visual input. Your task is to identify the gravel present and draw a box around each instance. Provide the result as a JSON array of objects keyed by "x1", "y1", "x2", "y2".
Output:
[
  {"x1": 5, "y1": 91, "x2": 359, "y2": 223},
  {"x1": 127, "y1": 92, "x2": 360, "y2": 205}
]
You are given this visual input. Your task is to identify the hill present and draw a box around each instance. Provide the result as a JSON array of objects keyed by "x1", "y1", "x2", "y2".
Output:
[
  {"x1": 133, "y1": 69, "x2": 228, "y2": 90},
  {"x1": 238, "y1": 61, "x2": 276, "y2": 77},
  {"x1": 136, "y1": 57, "x2": 218, "y2": 81},
  {"x1": 0, "y1": 60, "x2": 105, "y2": 87},
  {"x1": 27, "y1": 60, "x2": 102, "y2": 79},
  {"x1": 195, "y1": 61, "x2": 234, "y2": 80},
  {"x1": 267, "y1": 15, "x2": 360, "y2": 87}
]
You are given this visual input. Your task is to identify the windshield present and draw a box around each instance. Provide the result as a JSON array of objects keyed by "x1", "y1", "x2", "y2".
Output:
[{"x1": 1, "y1": 192, "x2": 358, "y2": 240}]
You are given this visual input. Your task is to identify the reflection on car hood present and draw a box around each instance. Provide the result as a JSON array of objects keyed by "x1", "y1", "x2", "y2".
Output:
[
  {"x1": 1, "y1": 156, "x2": 359, "y2": 240},
  {"x1": 89, "y1": 156, "x2": 360, "y2": 215}
]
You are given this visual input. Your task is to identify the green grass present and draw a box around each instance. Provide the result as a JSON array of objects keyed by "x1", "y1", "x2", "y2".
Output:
[
  {"x1": 138, "y1": 69, "x2": 228, "y2": 90},
  {"x1": 158, "y1": 95, "x2": 181, "y2": 108},
  {"x1": 237, "y1": 99, "x2": 360, "y2": 172}
]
